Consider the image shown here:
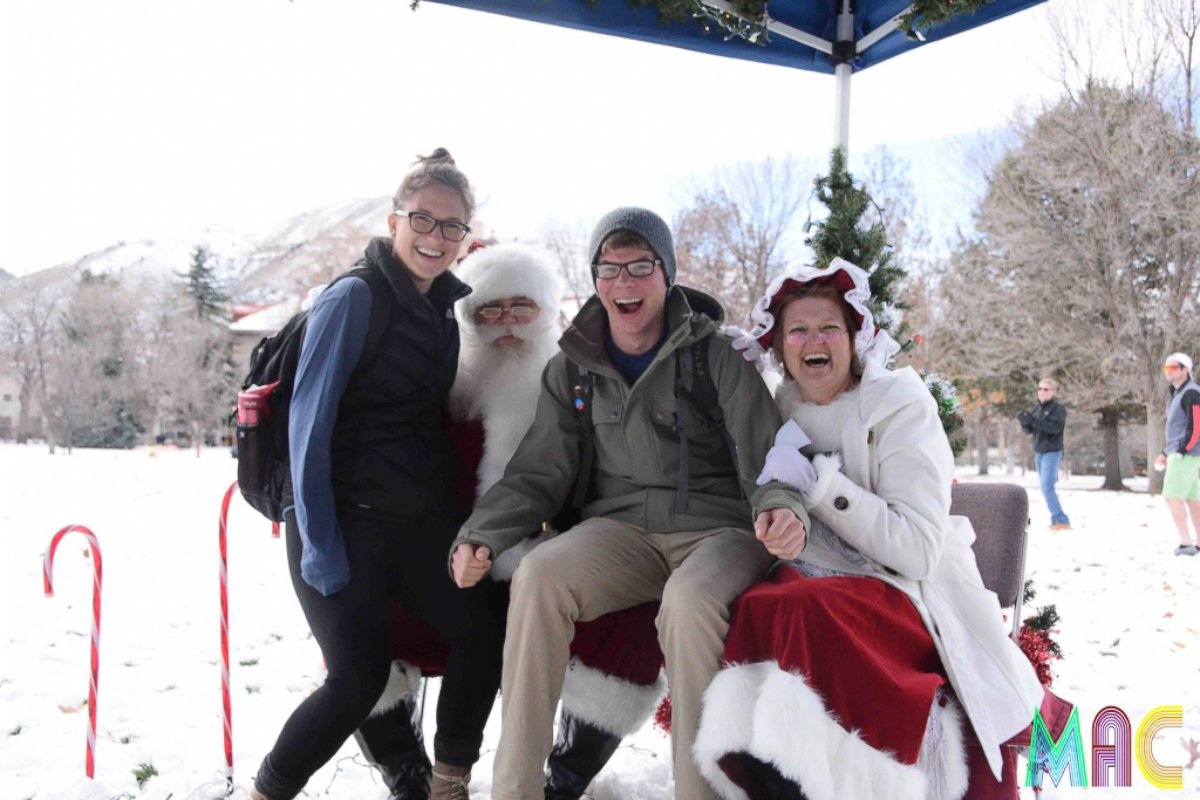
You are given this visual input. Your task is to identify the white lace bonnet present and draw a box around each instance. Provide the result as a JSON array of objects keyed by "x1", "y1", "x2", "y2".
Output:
[{"x1": 731, "y1": 257, "x2": 900, "y2": 370}]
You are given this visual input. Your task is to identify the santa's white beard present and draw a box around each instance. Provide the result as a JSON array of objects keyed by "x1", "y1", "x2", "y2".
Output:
[{"x1": 451, "y1": 323, "x2": 560, "y2": 498}]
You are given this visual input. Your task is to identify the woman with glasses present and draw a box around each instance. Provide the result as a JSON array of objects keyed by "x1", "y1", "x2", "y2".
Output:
[
  {"x1": 252, "y1": 149, "x2": 503, "y2": 800},
  {"x1": 693, "y1": 259, "x2": 1048, "y2": 800}
]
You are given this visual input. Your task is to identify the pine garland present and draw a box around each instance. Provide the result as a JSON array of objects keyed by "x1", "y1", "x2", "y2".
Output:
[
  {"x1": 898, "y1": 0, "x2": 994, "y2": 39},
  {"x1": 626, "y1": 0, "x2": 770, "y2": 42},
  {"x1": 1017, "y1": 580, "x2": 1064, "y2": 687},
  {"x1": 410, "y1": 0, "x2": 993, "y2": 44},
  {"x1": 924, "y1": 373, "x2": 966, "y2": 457},
  {"x1": 610, "y1": 1, "x2": 992, "y2": 44}
]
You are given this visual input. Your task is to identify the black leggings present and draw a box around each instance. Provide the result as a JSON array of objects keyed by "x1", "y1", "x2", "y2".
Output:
[{"x1": 255, "y1": 506, "x2": 503, "y2": 800}]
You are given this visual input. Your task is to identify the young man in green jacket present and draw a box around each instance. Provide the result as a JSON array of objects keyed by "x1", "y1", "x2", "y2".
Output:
[{"x1": 449, "y1": 207, "x2": 809, "y2": 800}]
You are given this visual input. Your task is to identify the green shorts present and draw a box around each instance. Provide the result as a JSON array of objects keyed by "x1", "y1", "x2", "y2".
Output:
[{"x1": 1162, "y1": 453, "x2": 1200, "y2": 500}]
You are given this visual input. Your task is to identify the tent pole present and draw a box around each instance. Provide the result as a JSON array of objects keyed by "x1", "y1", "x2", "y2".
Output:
[
  {"x1": 833, "y1": 0, "x2": 854, "y2": 153},
  {"x1": 834, "y1": 63, "x2": 851, "y2": 152}
]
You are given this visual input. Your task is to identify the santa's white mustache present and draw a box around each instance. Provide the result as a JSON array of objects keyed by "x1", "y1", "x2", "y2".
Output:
[{"x1": 470, "y1": 322, "x2": 536, "y2": 345}]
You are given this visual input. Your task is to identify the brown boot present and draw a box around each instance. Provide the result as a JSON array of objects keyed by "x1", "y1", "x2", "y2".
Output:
[{"x1": 430, "y1": 761, "x2": 472, "y2": 800}]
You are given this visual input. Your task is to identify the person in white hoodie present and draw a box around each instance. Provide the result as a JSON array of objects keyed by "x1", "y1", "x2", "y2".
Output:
[{"x1": 694, "y1": 258, "x2": 1048, "y2": 800}]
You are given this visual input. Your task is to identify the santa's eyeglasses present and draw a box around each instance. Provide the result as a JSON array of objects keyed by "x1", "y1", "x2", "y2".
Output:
[{"x1": 476, "y1": 304, "x2": 538, "y2": 322}]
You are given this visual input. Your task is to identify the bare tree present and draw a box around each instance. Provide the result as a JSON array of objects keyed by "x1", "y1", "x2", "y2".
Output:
[
  {"x1": 0, "y1": 281, "x2": 64, "y2": 444},
  {"x1": 864, "y1": 146, "x2": 932, "y2": 270},
  {"x1": 939, "y1": 79, "x2": 1200, "y2": 490},
  {"x1": 538, "y1": 224, "x2": 593, "y2": 325},
  {"x1": 166, "y1": 313, "x2": 238, "y2": 455},
  {"x1": 674, "y1": 156, "x2": 812, "y2": 328},
  {"x1": 131, "y1": 274, "x2": 205, "y2": 445},
  {"x1": 44, "y1": 272, "x2": 144, "y2": 452}
]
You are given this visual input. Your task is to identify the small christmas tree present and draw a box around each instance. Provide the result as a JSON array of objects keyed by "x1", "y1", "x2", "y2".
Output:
[
  {"x1": 805, "y1": 147, "x2": 908, "y2": 339},
  {"x1": 805, "y1": 148, "x2": 965, "y2": 454}
]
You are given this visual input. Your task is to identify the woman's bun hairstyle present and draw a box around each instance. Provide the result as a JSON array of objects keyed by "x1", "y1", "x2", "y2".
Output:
[{"x1": 393, "y1": 147, "x2": 475, "y2": 220}]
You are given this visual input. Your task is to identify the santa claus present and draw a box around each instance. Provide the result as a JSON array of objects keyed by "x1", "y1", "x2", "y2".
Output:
[{"x1": 354, "y1": 243, "x2": 665, "y2": 800}]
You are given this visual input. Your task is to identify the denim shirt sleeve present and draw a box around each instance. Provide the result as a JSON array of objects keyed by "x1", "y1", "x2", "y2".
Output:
[{"x1": 288, "y1": 277, "x2": 372, "y2": 595}]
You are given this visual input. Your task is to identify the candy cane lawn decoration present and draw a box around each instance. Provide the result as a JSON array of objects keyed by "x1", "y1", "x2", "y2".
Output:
[
  {"x1": 219, "y1": 480, "x2": 237, "y2": 788},
  {"x1": 43, "y1": 524, "x2": 104, "y2": 779}
]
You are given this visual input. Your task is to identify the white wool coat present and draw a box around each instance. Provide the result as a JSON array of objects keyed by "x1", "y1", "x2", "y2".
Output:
[{"x1": 778, "y1": 361, "x2": 1044, "y2": 779}]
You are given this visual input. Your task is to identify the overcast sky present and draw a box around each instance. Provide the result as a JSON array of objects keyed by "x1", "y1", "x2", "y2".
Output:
[{"x1": 1, "y1": 0, "x2": 1112, "y2": 277}]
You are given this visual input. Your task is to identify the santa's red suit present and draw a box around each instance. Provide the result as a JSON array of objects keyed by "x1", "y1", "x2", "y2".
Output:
[{"x1": 355, "y1": 244, "x2": 665, "y2": 800}]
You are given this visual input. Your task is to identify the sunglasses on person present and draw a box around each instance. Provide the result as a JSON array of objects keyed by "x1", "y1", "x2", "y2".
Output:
[
  {"x1": 784, "y1": 329, "x2": 847, "y2": 345},
  {"x1": 1163, "y1": 364, "x2": 1185, "y2": 374},
  {"x1": 593, "y1": 259, "x2": 661, "y2": 280},
  {"x1": 476, "y1": 304, "x2": 538, "y2": 322},
  {"x1": 393, "y1": 210, "x2": 471, "y2": 242}
]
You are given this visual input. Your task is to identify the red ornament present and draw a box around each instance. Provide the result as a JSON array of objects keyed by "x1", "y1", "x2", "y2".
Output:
[
  {"x1": 1018, "y1": 626, "x2": 1062, "y2": 687},
  {"x1": 653, "y1": 693, "x2": 672, "y2": 735}
]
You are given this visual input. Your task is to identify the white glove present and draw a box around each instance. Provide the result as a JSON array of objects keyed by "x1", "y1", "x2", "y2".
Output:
[
  {"x1": 755, "y1": 420, "x2": 817, "y2": 493},
  {"x1": 724, "y1": 324, "x2": 768, "y2": 367}
]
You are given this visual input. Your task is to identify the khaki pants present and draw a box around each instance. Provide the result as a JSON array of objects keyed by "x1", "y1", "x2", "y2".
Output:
[{"x1": 491, "y1": 518, "x2": 771, "y2": 800}]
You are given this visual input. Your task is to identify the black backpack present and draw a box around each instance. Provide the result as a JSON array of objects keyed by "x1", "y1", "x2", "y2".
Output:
[{"x1": 235, "y1": 265, "x2": 392, "y2": 522}]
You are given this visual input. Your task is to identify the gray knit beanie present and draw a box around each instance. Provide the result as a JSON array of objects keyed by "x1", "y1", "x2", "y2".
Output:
[{"x1": 587, "y1": 207, "x2": 677, "y2": 286}]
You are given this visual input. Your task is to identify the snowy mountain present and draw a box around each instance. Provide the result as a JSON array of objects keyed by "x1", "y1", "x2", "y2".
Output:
[
  {"x1": 2, "y1": 197, "x2": 394, "y2": 304},
  {"x1": 231, "y1": 196, "x2": 392, "y2": 302}
]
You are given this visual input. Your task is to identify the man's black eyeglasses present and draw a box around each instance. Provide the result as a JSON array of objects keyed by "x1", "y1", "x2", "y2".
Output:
[{"x1": 593, "y1": 259, "x2": 661, "y2": 280}]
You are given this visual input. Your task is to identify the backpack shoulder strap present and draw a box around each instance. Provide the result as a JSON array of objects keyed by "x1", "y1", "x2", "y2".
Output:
[
  {"x1": 336, "y1": 265, "x2": 393, "y2": 374},
  {"x1": 674, "y1": 337, "x2": 744, "y2": 507},
  {"x1": 568, "y1": 359, "x2": 596, "y2": 511},
  {"x1": 688, "y1": 337, "x2": 725, "y2": 429}
]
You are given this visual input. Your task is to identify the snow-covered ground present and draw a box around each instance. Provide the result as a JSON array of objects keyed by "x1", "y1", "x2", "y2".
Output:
[{"x1": 1, "y1": 443, "x2": 1197, "y2": 799}]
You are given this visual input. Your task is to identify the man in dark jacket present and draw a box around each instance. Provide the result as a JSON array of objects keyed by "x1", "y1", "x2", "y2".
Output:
[{"x1": 1019, "y1": 378, "x2": 1071, "y2": 530}]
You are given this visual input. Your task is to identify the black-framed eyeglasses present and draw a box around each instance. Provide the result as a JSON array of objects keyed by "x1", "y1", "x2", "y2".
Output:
[
  {"x1": 393, "y1": 210, "x2": 471, "y2": 242},
  {"x1": 593, "y1": 258, "x2": 661, "y2": 280}
]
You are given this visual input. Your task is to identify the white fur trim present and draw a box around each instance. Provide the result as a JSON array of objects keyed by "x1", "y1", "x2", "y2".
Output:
[
  {"x1": 693, "y1": 663, "x2": 764, "y2": 800},
  {"x1": 805, "y1": 452, "x2": 843, "y2": 506},
  {"x1": 559, "y1": 657, "x2": 667, "y2": 737},
  {"x1": 695, "y1": 662, "x2": 959, "y2": 800},
  {"x1": 454, "y1": 243, "x2": 564, "y2": 320},
  {"x1": 917, "y1": 693, "x2": 970, "y2": 800},
  {"x1": 368, "y1": 659, "x2": 423, "y2": 718}
]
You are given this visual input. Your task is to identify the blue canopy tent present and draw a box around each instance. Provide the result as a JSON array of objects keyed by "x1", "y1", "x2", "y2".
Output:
[{"x1": 423, "y1": 0, "x2": 1047, "y2": 150}]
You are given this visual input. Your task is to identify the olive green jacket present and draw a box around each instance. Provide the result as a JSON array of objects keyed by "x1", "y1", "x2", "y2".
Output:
[{"x1": 451, "y1": 285, "x2": 808, "y2": 560}]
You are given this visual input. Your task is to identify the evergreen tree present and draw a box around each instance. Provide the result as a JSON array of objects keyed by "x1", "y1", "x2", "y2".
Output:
[
  {"x1": 804, "y1": 147, "x2": 907, "y2": 337},
  {"x1": 806, "y1": 148, "x2": 963, "y2": 455},
  {"x1": 181, "y1": 246, "x2": 228, "y2": 321}
]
